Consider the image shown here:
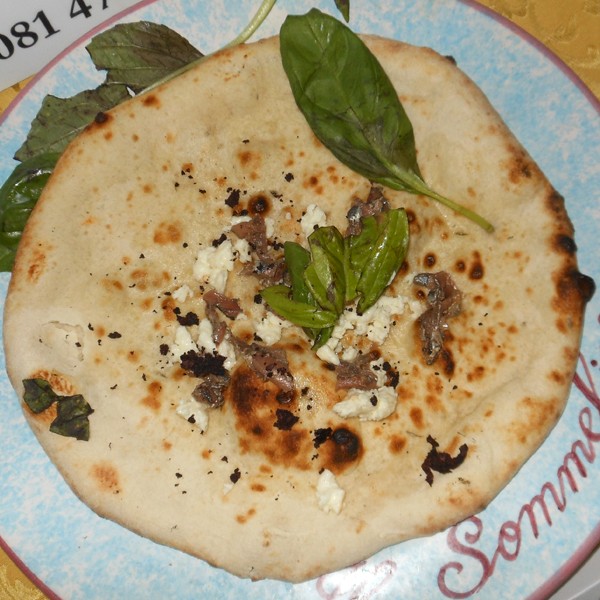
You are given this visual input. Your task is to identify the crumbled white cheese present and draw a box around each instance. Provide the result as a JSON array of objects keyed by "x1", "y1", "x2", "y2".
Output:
[
  {"x1": 232, "y1": 237, "x2": 252, "y2": 263},
  {"x1": 370, "y1": 357, "x2": 388, "y2": 387},
  {"x1": 255, "y1": 311, "x2": 286, "y2": 345},
  {"x1": 301, "y1": 204, "x2": 327, "y2": 238},
  {"x1": 264, "y1": 216, "x2": 275, "y2": 238},
  {"x1": 170, "y1": 325, "x2": 198, "y2": 359},
  {"x1": 332, "y1": 386, "x2": 397, "y2": 421},
  {"x1": 352, "y1": 295, "x2": 406, "y2": 344},
  {"x1": 315, "y1": 294, "x2": 407, "y2": 365},
  {"x1": 171, "y1": 284, "x2": 193, "y2": 302},
  {"x1": 196, "y1": 317, "x2": 237, "y2": 370},
  {"x1": 228, "y1": 215, "x2": 252, "y2": 227},
  {"x1": 217, "y1": 338, "x2": 237, "y2": 371},
  {"x1": 193, "y1": 240, "x2": 235, "y2": 292},
  {"x1": 316, "y1": 343, "x2": 341, "y2": 365},
  {"x1": 176, "y1": 397, "x2": 209, "y2": 432},
  {"x1": 316, "y1": 469, "x2": 345, "y2": 514},
  {"x1": 315, "y1": 318, "x2": 354, "y2": 364},
  {"x1": 341, "y1": 346, "x2": 359, "y2": 362}
]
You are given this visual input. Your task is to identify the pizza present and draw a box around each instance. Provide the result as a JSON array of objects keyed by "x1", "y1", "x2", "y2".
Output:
[{"x1": 2, "y1": 31, "x2": 594, "y2": 582}]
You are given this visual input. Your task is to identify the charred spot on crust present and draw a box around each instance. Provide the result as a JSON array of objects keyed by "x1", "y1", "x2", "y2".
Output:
[
  {"x1": 438, "y1": 347, "x2": 456, "y2": 377},
  {"x1": 94, "y1": 111, "x2": 110, "y2": 124},
  {"x1": 249, "y1": 194, "x2": 270, "y2": 215},
  {"x1": 229, "y1": 366, "x2": 311, "y2": 470},
  {"x1": 554, "y1": 234, "x2": 578, "y2": 255},
  {"x1": 142, "y1": 94, "x2": 160, "y2": 108},
  {"x1": 555, "y1": 267, "x2": 596, "y2": 308},
  {"x1": 332, "y1": 428, "x2": 361, "y2": 462},
  {"x1": 546, "y1": 190, "x2": 567, "y2": 217},
  {"x1": 469, "y1": 252, "x2": 484, "y2": 280},
  {"x1": 317, "y1": 427, "x2": 362, "y2": 472},
  {"x1": 424, "y1": 253, "x2": 436, "y2": 268}
]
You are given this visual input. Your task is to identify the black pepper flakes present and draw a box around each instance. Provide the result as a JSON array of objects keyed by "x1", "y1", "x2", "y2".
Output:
[
  {"x1": 421, "y1": 435, "x2": 469, "y2": 486},
  {"x1": 176, "y1": 311, "x2": 200, "y2": 326},
  {"x1": 225, "y1": 189, "x2": 241, "y2": 208},
  {"x1": 313, "y1": 427, "x2": 333, "y2": 448},
  {"x1": 108, "y1": 331, "x2": 122, "y2": 339},
  {"x1": 212, "y1": 233, "x2": 227, "y2": 247},
  {"x1": 230, "y1": 468, "x2": 241, "y2": 483}
]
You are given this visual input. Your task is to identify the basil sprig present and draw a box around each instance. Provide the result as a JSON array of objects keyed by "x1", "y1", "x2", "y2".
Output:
[
  {"x1": 22, "y1": 378, "x2": 94, "y2": 441},
  {"x1": 280, "y1": 9, "x2": 494, "y2": 233},
  {"x1": 0, "y1": 152, "x2": 60, "y2": 271},
  {"x1": 262, "y1": 208, "x2": 409, "y2": 348}
]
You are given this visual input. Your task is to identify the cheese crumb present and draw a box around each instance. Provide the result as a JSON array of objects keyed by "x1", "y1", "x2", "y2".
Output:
[
  {"x1": 196, "y1": 317, "x2": 236, "y2": 370},
  {"x1": 193, "y1": 240, "x2": 236, "y2": 292},
  {"x1": 172, "y1": 284, "x2": 193, "y2": 302},
  {"x1": 170, "y1": 325, "x2": 198, "y2": 359},
  {"x1": 175, "y1": 398, "x2": 209, "y2": 432},
  {"x1": 316, "y1": 469, "x2": 345, "y2": 514},
  {"x1": 332, "y1": 386, "x2": 397, "y2": 421},
  {"x1": 301, "y1": 204, "x2": 327, "y2": 238},
  {"x1": 315, "y1": 294, "x2": 407, "y2": 364},
  {"x1": 255, "y1": 311, "x2": 286, "y2": 345}
]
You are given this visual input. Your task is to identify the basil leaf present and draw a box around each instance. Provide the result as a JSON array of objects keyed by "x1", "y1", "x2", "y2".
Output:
[
  {"x1": 22, "y1": 378, "x2": 59, "y2": 413},
  {"x1": 87, "y1": 22, "x2": 203, "y2": 94},
  {"x1": 334, "y1": 0, "x2": 350, "y2": 21},
  {"x1": 280, "y1": 9, "x2": 493, "y2": 233},
  {"x1": 50, "y1": 395, "x2": 94, "y2": 441},
  {"x1": 284, "y1": 241, "x2": 313, "y2": 304},
  {"x1": 356, "y1": 208, "x2": 409, "y2": 313},
  {"x1": 345, "y1": 215, "x2": 380, "y2": 299},
  {"x1": 307, "y1": 227, "x2": 346, "y2": 314},
  {"x1": 0, "y1": 153, "x2": 59, "y2": 271},
  {"x1": 261, "y1": 285, "x2": 338, "y2": 328},
  {"x1": 22, "y1": 378, "x2": 93, "y2": 440},
  {"x1": 282, "y1": 242, "x2": 335, "y2": 348},
  {"x1": 14, "y1": 85, "x2": 131, "y2": 162},
  {"x1": 312, "y1": 326, "x2": 334, "y2": 350}
]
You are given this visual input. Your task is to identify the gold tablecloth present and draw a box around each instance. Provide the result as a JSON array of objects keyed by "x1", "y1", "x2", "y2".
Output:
[{"x1": 0, "y1": 1, "x2": 598, "y2": 598}]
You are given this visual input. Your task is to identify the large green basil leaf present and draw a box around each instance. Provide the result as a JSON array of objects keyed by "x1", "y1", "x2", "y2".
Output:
[
  {"x1": 0, "y1": 153, "x2": 60, "y2": 271},
  {"x1": 334, "y1": 0, "x2": 350, "y2": 21},
  {"x1": 14, "y1": 85, "x2": 131, "y2": 162},
  {"x1": 280, "y1": 9, "x2": 493, "y2": 232},
  {"x1": 87, "y1": 21, "x2": 203, "y2": 94}
]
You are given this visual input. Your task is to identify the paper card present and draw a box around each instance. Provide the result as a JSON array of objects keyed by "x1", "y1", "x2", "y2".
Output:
[{"x1": 0, "y1": 0, "x2": 142, "y2": 90}]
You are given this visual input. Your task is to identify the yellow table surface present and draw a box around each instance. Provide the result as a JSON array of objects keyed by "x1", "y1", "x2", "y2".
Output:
[{"x1": 0, "y1": 1, "x2": 598, "y2": 598}]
